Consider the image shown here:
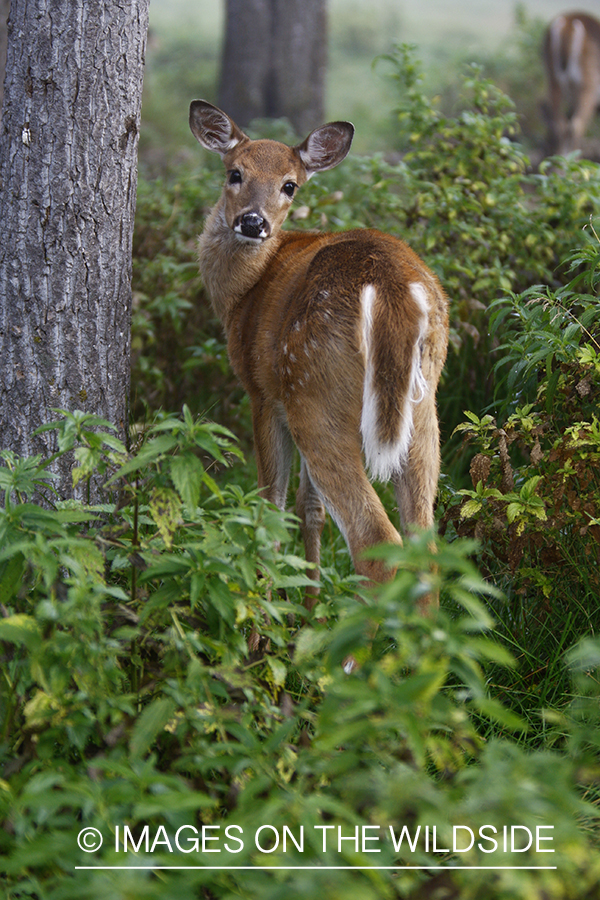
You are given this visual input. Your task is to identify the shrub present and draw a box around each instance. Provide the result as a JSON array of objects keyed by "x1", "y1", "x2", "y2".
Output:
[
  {"x1": 1, "y1": 414, "x2": 600, "y2": 898},
  {"x1": 442, "y1": 232, "x2": 600, "y2": 725}
]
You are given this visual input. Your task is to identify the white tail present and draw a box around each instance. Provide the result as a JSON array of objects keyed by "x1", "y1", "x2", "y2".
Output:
[
  {"x1": 544, "y1": 12, "x2": 600, "y2": 155},
  {"x1": 189, "y1": 100, "x2": 449, "y2": 610}
]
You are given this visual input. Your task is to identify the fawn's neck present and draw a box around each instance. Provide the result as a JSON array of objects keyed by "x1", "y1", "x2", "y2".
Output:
[{"x1": 198, "y1": 200, "x2": 281, "y2": 325}]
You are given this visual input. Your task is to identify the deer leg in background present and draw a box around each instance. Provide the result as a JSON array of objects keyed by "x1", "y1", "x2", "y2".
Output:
[
  {"x1": 296, "y1": 457, "x2": 326, "y2": 613},
  {"x1": 247, "y1": 403, "x2": 294, "y2": 654},
  {"x1": 392, "y1": 391, "x2": 441, "y2": 615}
]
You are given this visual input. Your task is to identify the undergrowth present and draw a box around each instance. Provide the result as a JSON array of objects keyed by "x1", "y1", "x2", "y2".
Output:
[
  {"x1": 2, "y1": 47, "x2": 600, "y2": 900},
  {"x1": 1, "y1": 409, "x2": 600, "y2": 898}
]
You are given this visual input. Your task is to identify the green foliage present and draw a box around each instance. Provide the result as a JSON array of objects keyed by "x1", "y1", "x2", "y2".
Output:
[
  {"x1": 442, "y1": 232, "x2": 600, "y2": 727},
  {"x1": 2, "y1": 420, "x2": 600, "y2": 897},
  {"x1": 131, "y1": 172, "x2": 255, "y2": 448},
  {"x1": 488, "y1": 226, "x2": 600, "y2": 416},
  {"x1": 385, "y1": 47, "x2": 531, "y2": 317},
  {"x1": 373, "y1": 47, "x2": 600, "y2": 456},
  {"x1": 139, "y1": 10, "x2": 222, "y2": 176},
  {"x1": 16, "y1": 46, "x2": 598, "y2": 898},
  {"x1": 0, "y1": 451, "x2": 56, "y2": 505},
  {"x1": 452, "y1": 5, "x2": 548, "y2": 152}
]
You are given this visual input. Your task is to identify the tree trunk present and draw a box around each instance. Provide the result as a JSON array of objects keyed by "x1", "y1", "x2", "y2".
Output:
[
  {"x1": 218, "y1": 0, "x2": 327, "y2": 137},
  {"x1": 0, "y1": 0, "x2": 9, "y2": 121},
  {"x1": 0, "y1": 0, "x2": 149, "y2": 500}
]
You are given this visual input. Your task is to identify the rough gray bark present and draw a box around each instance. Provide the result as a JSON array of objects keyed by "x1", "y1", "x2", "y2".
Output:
[
  {"x1": 218, "y1": 0, "x2": 327, "y2": 136},
  {"x1": 0, "y1": 0, "x2": 149, "y2": 500},
  {"x1": 0, "y1": 0, "x2": 8, "y2": 120}
]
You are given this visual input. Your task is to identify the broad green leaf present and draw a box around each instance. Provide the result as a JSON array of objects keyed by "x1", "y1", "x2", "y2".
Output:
[
  {"x1": 169, "y1": 452, "x2": 205, "y2": 513},
  {"x1": 0, "y1": 614, "x2": 41, "y2": 649},
  {"x1": 129, "y1": 697, "x2": 177, "y2": 759}
]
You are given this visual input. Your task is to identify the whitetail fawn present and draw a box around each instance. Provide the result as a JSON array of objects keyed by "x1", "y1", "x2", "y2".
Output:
[
  {"x1": 544, "y1": 12, "x2": 600, "y2": 155},
  {"x1": 189, "y1": 100, "x2": 448, "y2": 614}
]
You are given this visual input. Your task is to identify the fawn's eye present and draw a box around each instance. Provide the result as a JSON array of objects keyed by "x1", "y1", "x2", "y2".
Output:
[
  {"x1": 282, "y1": 181, "x2": 297, "y2": 198},
  {"x1": 228, "y1": 169, "x2": 242, "y2": 185}
]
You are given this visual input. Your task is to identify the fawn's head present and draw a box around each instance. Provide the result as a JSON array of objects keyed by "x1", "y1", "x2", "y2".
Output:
[{"x1": 189, "y1": 100, "x2": 354, "y2": 243}]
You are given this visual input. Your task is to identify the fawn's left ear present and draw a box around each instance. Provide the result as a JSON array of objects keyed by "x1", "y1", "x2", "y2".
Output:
[
  {"x1": 296, "y1": 121, "x2": 354, "y2": 177},
  {"x1": 189, "y1": 100, "x2": 249, "y2": 157}
]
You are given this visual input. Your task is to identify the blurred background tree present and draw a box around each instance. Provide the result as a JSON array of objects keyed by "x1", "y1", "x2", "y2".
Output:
[{"x1": 218, "y1": 0, "x2": 327, "y2": 136}]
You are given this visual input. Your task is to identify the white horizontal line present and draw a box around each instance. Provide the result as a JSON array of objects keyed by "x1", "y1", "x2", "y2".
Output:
[{"x1": 75, "y1": 865, "x2": 558, "y2": 871}]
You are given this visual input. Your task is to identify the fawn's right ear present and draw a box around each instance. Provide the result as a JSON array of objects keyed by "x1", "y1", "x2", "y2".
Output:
[{"x1": 189, "y1": 100, "x2": 248, "y2": 157}]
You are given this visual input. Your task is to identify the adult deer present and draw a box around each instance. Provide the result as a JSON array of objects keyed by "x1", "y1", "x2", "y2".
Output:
[
  {"x1": 189, "y1": 100, "x2": 448, "y2": 616},
  {"x1": 544, "y1": 12, "x2": 600, "y2": 155}
]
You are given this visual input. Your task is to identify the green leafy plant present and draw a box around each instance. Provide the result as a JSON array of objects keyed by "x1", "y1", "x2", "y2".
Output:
[
  {"x1": 443, "y1": 231, "x2": 600, "y2": 729},
  {"x1": 1, "y1": 428, "x2": 599, "y2": 899},
  {"x1": 5, "y1": 46, "x2": 599, "y2": 897}
]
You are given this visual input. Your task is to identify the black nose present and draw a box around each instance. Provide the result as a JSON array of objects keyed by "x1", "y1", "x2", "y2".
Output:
[{"x1": 238, "y1": 212, "x2": 268, "y2": 239}]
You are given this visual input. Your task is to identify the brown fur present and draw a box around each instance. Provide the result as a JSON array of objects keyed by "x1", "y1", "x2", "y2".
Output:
[
  {"x1": 189, "y1": 100, "x2": 449, "y2": 610},
  {"x1": 544, "y1": 12, "x2": 600, "y2": 154}
]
